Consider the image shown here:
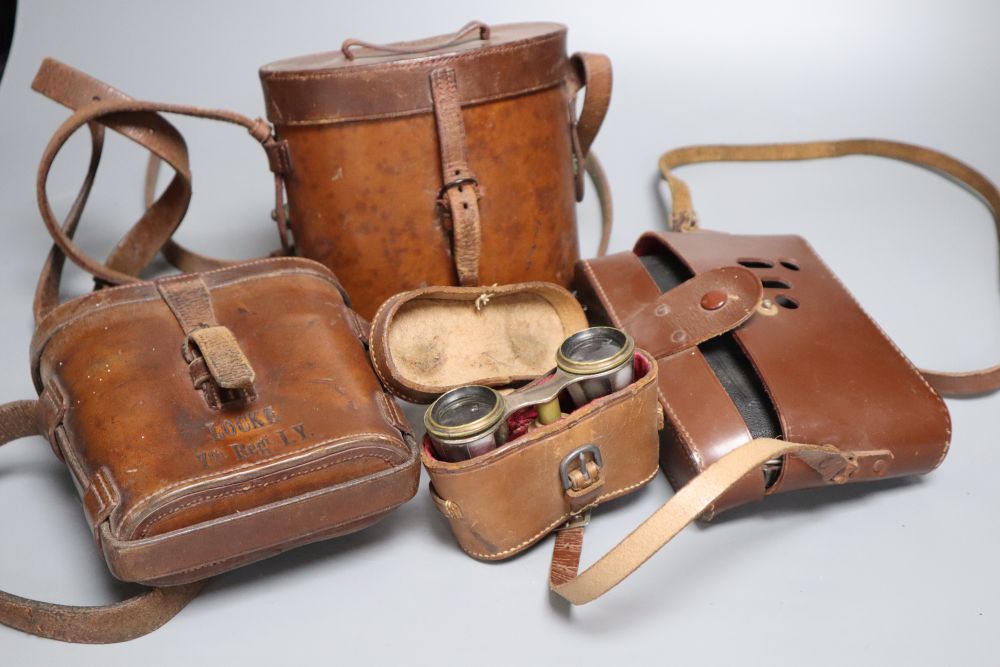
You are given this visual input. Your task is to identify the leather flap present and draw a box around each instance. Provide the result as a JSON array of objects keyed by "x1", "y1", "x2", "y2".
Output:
[{"x1": 188, "y1": 326, "x2": 256, "y2": 390}]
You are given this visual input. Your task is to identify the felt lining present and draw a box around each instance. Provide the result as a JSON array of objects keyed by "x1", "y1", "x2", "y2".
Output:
[{"x1": 386, "y1": 293, "x2": 574, "y2": 389}]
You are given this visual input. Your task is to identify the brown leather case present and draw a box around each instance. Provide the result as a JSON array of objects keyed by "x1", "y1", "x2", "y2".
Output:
[
  {"x1": 0, "y1": 68, "x2": 424, "y2": 644},
  {"x1": 576, "y1": 230, "x2": 952, "y2": 515},
  {"x1": 369, "y1": 283, "x2": 661, "y2": 560},
  {"x1": 31, "y1": 258, "x2": 419, "y2": 586},
  {"x1": 259, "y1": 21, "x2": 613, "y2": 319},
  {"x1": 546, "y1": 139, "x2": 999, "y2": 607}
]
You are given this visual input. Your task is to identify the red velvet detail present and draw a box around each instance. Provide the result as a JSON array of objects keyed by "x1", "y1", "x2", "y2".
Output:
[{"x1": 506, "y1": 405, "x2": 538, "y2": 441}]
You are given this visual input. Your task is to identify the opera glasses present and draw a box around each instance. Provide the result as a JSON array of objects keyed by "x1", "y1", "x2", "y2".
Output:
[{"x1": 424, "y1": 327, "x2": 635, "y2": 462}]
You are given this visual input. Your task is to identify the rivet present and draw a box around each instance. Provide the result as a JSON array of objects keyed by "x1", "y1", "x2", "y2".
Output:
[
  {"x1": 655, "y1": 304, "x2": 670, "y2": 317},
  {"x1": 700, "y1": 291, "x2": 728, "y2": 310},
  {"x1": 872, "y1": 459, "x2": 888, "y2": 476},
  {"x1": 671, "y1": 330, "x2": 687, "y2": 343}
]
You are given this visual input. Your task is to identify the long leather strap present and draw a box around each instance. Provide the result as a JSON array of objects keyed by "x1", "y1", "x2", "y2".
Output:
[
  {"x1": 658, "y1": 139, "x2": 1000, "y2": 396},
  {"x1": 35, "y1": 96, "x2": 289, "y2": 289},
  {"x1": 0, "y1": 400, "x2": 203, "y2": 643},
  {"x1": 32, "y1": 59, "x2": 250, "y2": 278},
  {"x1": 31, "y1": 59, "x2": 289, "y2": 321},
  {"x1": 549, "y1": 438, "x2": 866, "y2": 605}
]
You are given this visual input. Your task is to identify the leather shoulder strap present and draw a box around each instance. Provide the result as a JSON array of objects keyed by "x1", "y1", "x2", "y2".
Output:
[
  {"x1": 0, "y1": 400, "x2": 202, "y2": 643},
  {"x1": 550, "y1": 437, "x2": 885, "y2": 604},
  {"x1": 658, "y1": 139, "x2": 1000, "y2": 396},
  {"x1": 31, "y1": 59, "x2": 290, "y2": 320}
]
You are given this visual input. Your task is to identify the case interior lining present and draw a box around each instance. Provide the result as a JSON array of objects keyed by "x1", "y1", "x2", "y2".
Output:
[{"x1": 386, "y1": 293, "x2": 571, "y2": 388}]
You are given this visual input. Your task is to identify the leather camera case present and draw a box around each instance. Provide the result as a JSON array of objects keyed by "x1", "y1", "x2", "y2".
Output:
[
  {"x1": 31, "y1": 258, "x2": 420, "y2": 586},
  {"x1": 576, "y1": 231, "x2": 952, "y2": 516},
  {"x1": 259, "y1": 21, "x2": 613, "y2": 318},
  {"x1": 369, "y1": 282, "x2": 661, "y2": 560}
]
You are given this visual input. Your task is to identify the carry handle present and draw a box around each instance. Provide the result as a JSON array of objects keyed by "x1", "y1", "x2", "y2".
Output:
[
  {"x1": 0, "y1": 400, "x2": 203, "y2": 643},
  {"x1": 550, "y1": 437, "x2": 881, "y2": 604},
  {"x1": 341, "y1": 21, "x2": 490, "y2": 61},
  {"x1": 657, "y1": 139, "x2": 1000, "y2": 396}
]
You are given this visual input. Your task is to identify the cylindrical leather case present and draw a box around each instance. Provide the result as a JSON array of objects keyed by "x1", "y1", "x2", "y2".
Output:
[{"x1": 259, "y1": 22, "x2": 612, "y2": 318}]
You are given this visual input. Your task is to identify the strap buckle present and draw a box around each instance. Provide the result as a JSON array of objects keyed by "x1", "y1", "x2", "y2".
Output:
[
  {"x1": 558, "y1": 510, "x2": 592, "y2": 531},
  {"x1": 437, "y1": 177, "x2": 479, "y2": 202},
  {"x1": 560, "y1": 444, "x2": 604, "y2": 490}
]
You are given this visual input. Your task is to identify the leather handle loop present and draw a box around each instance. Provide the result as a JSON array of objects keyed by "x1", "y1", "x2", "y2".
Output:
[
  {"x1": 657, "y1": 138, "x2": 1000, "y2": 396},
  {"x1": 341, "y1": 21, "x2": 490, "y2": 60},
  {"x1": 550, "y1": 438, "x2": 859, "y2": 605},
  {"x1": 0, "y1": 400, "x2": 202, "y2": 643},
  {"x1": 570, "y1": 53, "x2": 612, "y2": 159},
  {"x1": 570, "y1": 53, "x2": 613, "y2": 256},
  {"x1": 36, "y1": 98, "x2": 282, "y2": 287}
]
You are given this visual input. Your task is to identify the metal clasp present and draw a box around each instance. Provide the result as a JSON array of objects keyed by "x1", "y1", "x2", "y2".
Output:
[
  {"x1": 557, "y1": 510, "x2": 592, "y2": 531},
  {"x1": 438, "y1": 177, "x2": 479, "y2": 202},
  {"x1": 559, "y1": 444, "x2": 604, "y2": 490}
]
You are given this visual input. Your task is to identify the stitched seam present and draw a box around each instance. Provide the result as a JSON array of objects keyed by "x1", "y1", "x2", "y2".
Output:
[
  {"x1": 35, "y1": 260, "x2": 339, "y2": 345},
  {"x1": 137, "y1": 451, "x2": 396, "y2": 537},
  {"x1": 660, "y1": 393, "x2": 705, "y2": 471},
  {"x1": 369, "y1": 295, "x2": 419, "y2": 401},
  {"x1": 457, "y1": 465, "x2": 659, "y2": 560},
  {"x1": 582, "y1": 259, "x2": 706, "y2": 471},
  {"x1": 273, "y1": 80, "x2": 564, "y2": 126},
  {"x1": 263, "y1": 33, "x2": 563, "y2": 82},
  {"x1": 804, "y1": 240, "x2": 952, "y2": 468},
  {"x1": 119, "y1": 433, "x2": 403, "y2": 531},
  {"x1": 138, "y1": 498, "x2": 410, "y2": 579},
  {"x1": 581, "y1": 260, "x2": 623, "y2": 327}
]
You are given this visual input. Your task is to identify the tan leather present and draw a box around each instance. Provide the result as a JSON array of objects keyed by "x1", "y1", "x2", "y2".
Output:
[
  {"x1": 549, "y1": 437, "x2": 875, "y2": 605},
  {"x1": 259, "y1": 22, "x2": 613, "y2": 318},
  {"x1": 658, "y1": 139, "x2": 1000, "y2": 396},
  {"x1": 430, "y1": 66, "x2": 482, "y2": 286},
  {"x1": 577, "y1": 232, "x2": 950, "y2": 514},
  {"x1": 423, "y1": 350, "x2": 661, "y2": 560},
  {"x1": 0, "y1": 400, "x2": 203, "y2": 643},
  {"x1": 31, "y1": 258, "x2": 419, "y2": 585},
  {"x1": 369, "y1": 282, "x2": 588, "y2": 403}
]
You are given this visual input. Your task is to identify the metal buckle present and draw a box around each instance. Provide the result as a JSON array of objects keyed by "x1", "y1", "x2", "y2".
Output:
[
  {"x1": 559, "y1": 444, "x2": 603, "y2": 490},
  {"x1": 557, "y1": 510, "x2": 592, "y2": 531},
  {"x1": 438, "y1": 177, "x2": 479, "y2": 201}
]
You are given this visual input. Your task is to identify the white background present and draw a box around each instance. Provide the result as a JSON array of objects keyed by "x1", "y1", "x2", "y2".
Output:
[{"x1": 0, "y1": 1, "x2": 998, "y2": 664}]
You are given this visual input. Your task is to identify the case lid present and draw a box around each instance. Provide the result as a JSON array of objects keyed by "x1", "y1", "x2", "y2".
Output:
[
  {"x1": 369, "y1": 281, "x2": 589, "y2": 403},
  {"x1": 259, "y1": 21, "x2": 572, "y2": 125}
]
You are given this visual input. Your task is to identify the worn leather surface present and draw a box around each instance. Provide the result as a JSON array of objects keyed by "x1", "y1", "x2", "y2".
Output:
[
  {"x1": 658, "y1": 139, "x2": 1000, "y2": 396},
  {"x1": 260, "y1": 22, "x2": 612, "y2": 318},
  {"x1": 29, "y1": 258, "x2": 419, "y2": 585},
  {"x1": 576, "y1": 232, "x2": 951, "y2": 514},
  {"x1": 369, "y1": 281, "x2": 588, "y2": 403},
  {"x1": 0, "y1": 401, "x2": 205, "y2": 643},
  {"x1": 423, "y1": 351, "x2": 661, "y2": 560}
]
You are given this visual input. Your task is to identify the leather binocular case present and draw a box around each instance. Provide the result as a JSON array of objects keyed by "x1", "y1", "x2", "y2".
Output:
[
  {"x1": 368, "y1": 283, "x2": 662, "y2": 561},
  {"x1": 577, "y1": 139, "x2": 1000, "y2": 516},
  {"x1": 0, "y1": 69, "x2": 421, "y2": 645},
  {"x1": 259, "y1": 21, "x2": 614, "y2": 319}
]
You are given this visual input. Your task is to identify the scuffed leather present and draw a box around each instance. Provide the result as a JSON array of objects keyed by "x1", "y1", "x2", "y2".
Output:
[
  {"x1": 259, "y1": 22, "x2": 612, "y2": 318},
  {"x1": 423, "y1": 351, "x2": 660, "y2": 561}
]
